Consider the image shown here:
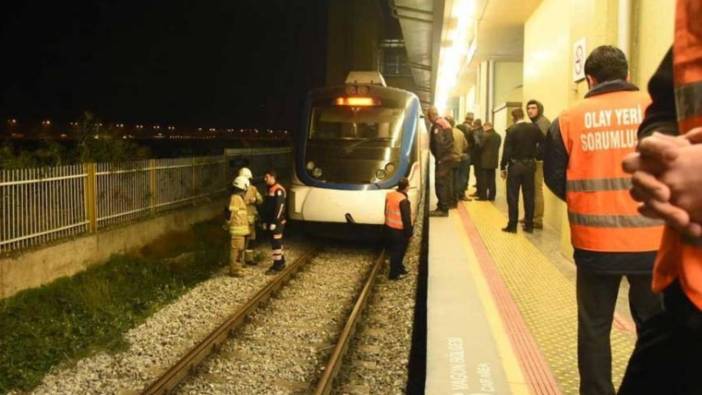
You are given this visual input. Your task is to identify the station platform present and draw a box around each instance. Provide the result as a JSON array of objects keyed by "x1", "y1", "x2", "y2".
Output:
[{"x1": 425, "y1": 198, "x2": 639, "y2": 394}]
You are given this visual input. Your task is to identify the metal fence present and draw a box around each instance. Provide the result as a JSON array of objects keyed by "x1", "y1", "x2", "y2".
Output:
[{"x1": 0, "y1": 156, "x2": 226, "y2": 253}]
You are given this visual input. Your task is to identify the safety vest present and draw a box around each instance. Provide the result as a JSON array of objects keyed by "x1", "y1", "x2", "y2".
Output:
[
  {"x1": 652, "y1": 0, "x2": 702, "y2": 309},
  {"x1": 559, "y1": 90, "x2": 663, "y2": 252},
  {"x1": 229, "y1": 194, "x2": 250, "y2": 236},
  {"x1": 385, "y1": 191, "x2": 406, "y2": 230}
]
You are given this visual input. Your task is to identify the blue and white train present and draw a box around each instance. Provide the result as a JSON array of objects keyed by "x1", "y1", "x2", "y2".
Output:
[{"x1": 288, "y1": 71, "x2": 429, "y2": 230}]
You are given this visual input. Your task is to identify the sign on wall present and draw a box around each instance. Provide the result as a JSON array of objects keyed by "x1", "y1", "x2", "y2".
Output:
[{"x1": 573, "y1": 38, "x2": 587, "y2": 82}]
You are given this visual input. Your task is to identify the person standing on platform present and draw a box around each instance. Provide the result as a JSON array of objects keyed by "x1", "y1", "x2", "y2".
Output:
[
  {"x1": 618, "y1": 3, "x2": 702, "y2": 391},
  {"x1": 542, "y1": 45, "x2": 664, "y2": 395},
  {"x1": 261, "y1": 169, "x2": 287, "y2": 275},
  {"x1": 477, "y1": 121, "x2": 501, "y2": 201},
  {"x1": 227, "y1": 176, "x2": 251, "y2": 277},
  {"x1": 451, "y1": 121, "x2": 470, "y2": 203},
  {"x1": 457, "y1": 113, "x2": 475, "y2": 199},
  {"x1": 469, "y1": 119, "x2": 485, "y2": 197},
  {"x1": 427, "y1": 106, "x2": 455, "y2": 217},
  {"x1": 384, "y1": 177, "x2": 413, "y2": 280},
  {"x1": 238, "y1": 167, "x2": 263, "y2": 264},
  {"x1": 500, "y1": 108, "x2": 543, "y2": 233},
  {"x1": 526, "y1": 99, "x2": 551, "y2": 229}
]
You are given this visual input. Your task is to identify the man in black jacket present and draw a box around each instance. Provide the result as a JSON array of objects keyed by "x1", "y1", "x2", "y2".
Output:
[
  {"x1": 456, "y1": 113, "x2": 475, "y2": 199},
  {"x1": 500, "y1": 108, "x2": 543, "y2": 233},
  {"x1": 543, "y1": 46, "x2": 663, "y2": 395},
  {"x1": 427, "y1": 106, "x2": 454, "y2": 217},
  {"x1": 477, "y1": 121, "x2": 501, "y2": 201}
]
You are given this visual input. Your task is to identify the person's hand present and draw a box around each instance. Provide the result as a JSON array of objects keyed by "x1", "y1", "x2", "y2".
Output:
[
  {"x1": 623, "y1": 130, "x2": 702, "y2": 237},
  {"x1": 262, "y1": 222, "x2": 268, "y2": 230},
  {"x1": 500, "y1": 170, "x2": 507, "y2": 179},
  {"x1": 622, "y1": 132, "x2": 690, "y2": 175},
  {"x1": 269, "y1": 223, "x2": 277, "y2": 231}
]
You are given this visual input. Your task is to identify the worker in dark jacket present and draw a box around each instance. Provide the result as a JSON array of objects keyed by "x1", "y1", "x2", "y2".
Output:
[
  {"x1": 500, "y1": 108, "x2": 543, "y2": 233},
  {"x1": 261, "y1": 169, "x2": 287, "y2": 275},
  {"x1": 427, "y1": 106, "x2": 454, "y2": 216},
  {"x1": 477, "y1": 121, "x2": 502, "y2": 201},
  {"x1": 469, "y1": 119, "x2": 485, "y2": 196},
  {"x1": 456, "y1": 113, "x2": 475, "y2": 199},
  {"x1": 543, "y1": 45, "x2": 663, "y2": 395},
  {"x1": 384, "y1": 177, "x2": 413, "y2": 280},
  {"x1": 526, "y1": 99, "x2": 551, "y2": 229}
]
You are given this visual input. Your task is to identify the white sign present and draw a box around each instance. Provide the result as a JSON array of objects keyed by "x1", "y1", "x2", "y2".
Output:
[{"x1": 573, "y1": 38, "x2": 587, "y2": 82}]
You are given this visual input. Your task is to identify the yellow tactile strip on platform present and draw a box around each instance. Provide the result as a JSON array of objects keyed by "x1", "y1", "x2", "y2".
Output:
[{"x1": 462, "y1": 202, "x2": 636, "y2": 394}]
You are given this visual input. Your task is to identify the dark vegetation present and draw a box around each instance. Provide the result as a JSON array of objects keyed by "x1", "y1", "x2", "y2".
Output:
[{"x1": 0, "y1": 219, "x2": 228, "y2": 393}]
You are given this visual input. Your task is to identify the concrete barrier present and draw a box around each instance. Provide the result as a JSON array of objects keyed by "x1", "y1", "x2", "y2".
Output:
[{"x1": 0, "y1": 197, "x2": 226, "y2": 300}]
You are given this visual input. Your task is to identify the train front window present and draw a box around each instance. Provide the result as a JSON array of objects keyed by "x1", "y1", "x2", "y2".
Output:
[{"x1": 309, "y1": 106, "x2": 404, "y2": 147}]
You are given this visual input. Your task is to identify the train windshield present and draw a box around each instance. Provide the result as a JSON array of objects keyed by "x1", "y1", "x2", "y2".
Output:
[{"x1": 308, "y1": 106, "x2": 405, "y2": 147}]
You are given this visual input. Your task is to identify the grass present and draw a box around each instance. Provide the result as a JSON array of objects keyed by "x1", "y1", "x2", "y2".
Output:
[{"x1": 0, "y1": 220, "x2": 228, "y2": 393}]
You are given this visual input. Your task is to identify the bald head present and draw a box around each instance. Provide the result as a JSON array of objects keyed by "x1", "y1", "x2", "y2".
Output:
[{"x1": 426, "y1": 106, "x2": 439, "y2": 121}]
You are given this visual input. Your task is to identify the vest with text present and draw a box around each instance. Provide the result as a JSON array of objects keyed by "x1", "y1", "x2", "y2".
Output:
[{"x1": 559, "y1": 90, "x2": 663, "y2": 252}]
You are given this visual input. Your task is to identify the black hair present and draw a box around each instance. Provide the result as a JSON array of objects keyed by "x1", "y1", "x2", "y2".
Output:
[
  {"x1": 526, "y1": 99, "x2": 540, "y2": 108},
  {"x1": 473, "y1": 119, "x2": 482, "y2": 127},
  {"x1": 397, "y1": 177, "x2": 410, "y2": 191},
  {"x1": 265, "y1": 169, "x2": 277, "y2": 179},
  {"x1": 584, "y1": 45, "x2": 628, "y2": 83}
]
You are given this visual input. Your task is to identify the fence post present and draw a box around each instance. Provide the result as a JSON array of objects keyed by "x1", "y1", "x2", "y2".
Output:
[
  {"x1": 84, "y1": 163, "x2": 97, "y2": 233},
  {"x1": 149, "y1": 159, "x2": 157, "y2": 214},
  {"x1": 192, "y1": 157, "x2": 197, "y2": 198}
]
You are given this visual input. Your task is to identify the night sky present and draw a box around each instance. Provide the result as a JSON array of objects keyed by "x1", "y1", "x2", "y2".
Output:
[{"x1": 0, "y1": 0, "x2": 328, "y2": 130}]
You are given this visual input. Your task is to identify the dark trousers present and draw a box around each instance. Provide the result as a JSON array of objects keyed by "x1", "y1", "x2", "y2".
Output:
[
  {"x1": 434, "y1": 164, "x2": 451, "y2": 211},
  {"x1": 479, "y1": 168, "x2": 496, "y2": 200},
  {"x1": 386, "y1": 227, "x2": 409, "y2": 278},
  {"x1": 472, "y1": 164, "x2": 482, "y2": 191},
  {"x1": 506, "y1": 160, "x2": 535, "y2": 227},
  {"x1": 270, "y1": 224, "x2": 285, "y2": 268},
  {"x1": 576, "y1": 269, "x2": 662, "y2": 395},
  {"x1": 454, "y1": 159, "x2": 470, "y2": 200},
  {"x1": 618, "y1": 281, "x2": 702, "y2": 395}
]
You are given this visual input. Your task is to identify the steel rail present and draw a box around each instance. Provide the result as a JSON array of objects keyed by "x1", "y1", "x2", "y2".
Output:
[
  {"x1": 313, "y1": 250, "x2": 386, "y2": 395},
  {"x1": 140, "y1": 248, "x2": 318, "y2": 395}
]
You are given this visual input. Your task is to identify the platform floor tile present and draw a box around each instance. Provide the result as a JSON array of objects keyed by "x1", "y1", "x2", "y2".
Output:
[{"x1": 460, "y1": 202, "x2": 636, "y2": 395}]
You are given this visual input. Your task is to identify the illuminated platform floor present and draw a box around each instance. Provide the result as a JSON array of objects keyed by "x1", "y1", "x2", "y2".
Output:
[{"x1": 425, "y1": 199, "x2": 638, "y2": 395}]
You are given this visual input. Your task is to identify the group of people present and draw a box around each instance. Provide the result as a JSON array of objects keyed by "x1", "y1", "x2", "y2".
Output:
[
  {"x1": 227, "y1": 167, "x2": 287, "y2": 277},
  {"x1": 427, "y1": 5, "x2": 702, "y2": 391},
  {"x1": 426, "y1": 107, "x2": 503, "y2": 217}
]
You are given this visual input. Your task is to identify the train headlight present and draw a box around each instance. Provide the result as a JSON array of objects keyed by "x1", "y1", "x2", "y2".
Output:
[
  {"x1": 313, "y1": 167, "x2": 323, "y2": 178},
  {"x1": 384, "y1": 162, "x2": 396, "y2": 174},
  {"x1": 306, "y1": 161, "x2": 315, "y2": 171},
  {"x1": 375, "y1": 169, "x2": 387, "y2": 179}
]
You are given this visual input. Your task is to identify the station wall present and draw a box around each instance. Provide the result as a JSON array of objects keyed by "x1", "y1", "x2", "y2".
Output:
[{"x1": 522, "y1": 0, "x2": 674, "y2": 256}]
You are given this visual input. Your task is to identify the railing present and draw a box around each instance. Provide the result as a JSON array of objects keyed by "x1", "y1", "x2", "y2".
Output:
[{"x1": 1, "y1": 156, "x2": 227, "y2": 254}]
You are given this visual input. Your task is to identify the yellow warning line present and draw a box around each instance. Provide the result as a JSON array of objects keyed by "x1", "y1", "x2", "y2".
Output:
[
  {"x1": 463, "y1": 202, "x2": 636, "y2": 394},
  {"x1": 451, "y1": 211, "x2": 531, "y2": 395}
]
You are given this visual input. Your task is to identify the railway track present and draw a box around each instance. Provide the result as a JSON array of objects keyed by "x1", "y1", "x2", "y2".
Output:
[{"x1": 139, "y1": 247, "x2": 385, "y2": 394}]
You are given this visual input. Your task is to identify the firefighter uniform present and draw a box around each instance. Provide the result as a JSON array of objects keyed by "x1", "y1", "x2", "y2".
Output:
[
  {"x1": 263, "y1": 182, "x2": 287, "y2": 274},
  {"x1": 385, "y1": 189, "x2": 413, "y2": 280},
  {"x1": 228, "y1": 192, "x2": 250, "y2": 277},
  {"x1": 243, "y1": 183, "x2": 263, "y2": 263},
  {"x1": 619, "y1": 2, "x2": 702, "y2": 393},
  {"x1": 544, "y1": 77, "x2": 664, "y2": 394}
]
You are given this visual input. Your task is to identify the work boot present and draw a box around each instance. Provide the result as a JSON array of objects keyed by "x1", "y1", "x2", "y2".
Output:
[
  {"x1": 265, "y1": 261, "x2": 285, "y2": 275},
  {"x1": 533, "y1": 223, "x2": 543, "y2": 229},
  {"x1": 501, "y1": 225, "x2": 517, "y2": 233},
  {"x1": 229, "y1": 270, "x2": 244, "y2": 278},
  {"x1": 244, "y1": 249, "x2": 257, "y2": 265},
  {"x1": 429, "y1": 209, "x2": 448, "y2": 217}
]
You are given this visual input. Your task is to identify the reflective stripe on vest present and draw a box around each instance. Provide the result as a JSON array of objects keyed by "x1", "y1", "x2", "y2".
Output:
[
  {"x1": 653, "y1": 0, "x2": 702, "y2": 309},
  {"x1": 559, "y1": 90, "x2": 663, "y2": 252},
  {"x1": 385, "y1": 191, "x2": 406, "y2": 230}
]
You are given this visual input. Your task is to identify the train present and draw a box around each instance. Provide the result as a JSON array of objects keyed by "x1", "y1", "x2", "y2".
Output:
[{"x1": 288, "y1": 71, "x2": 429, "y2": 233}]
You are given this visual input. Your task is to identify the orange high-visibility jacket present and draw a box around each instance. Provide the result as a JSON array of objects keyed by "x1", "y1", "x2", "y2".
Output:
[
  {"x1": 559, "y1": 91, "x2": 663, "y2": 252},
  {"x1": 652, "y1": 0, "x2": 702, "y2": 309},
  {"x1": 385, "y1": 191, "x2": 406, "y2": 230}
]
